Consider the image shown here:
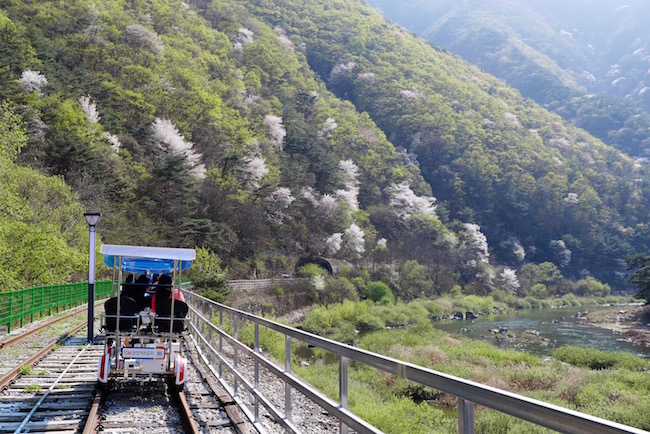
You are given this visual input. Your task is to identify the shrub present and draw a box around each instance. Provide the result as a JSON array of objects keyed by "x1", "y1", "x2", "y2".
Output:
[
  {"x1": 365, "y1": 281, "x2": 394, "y2": 304},
  {"x1": 297, "y1": 263, "x2": 327, "y2": 278},
  {"x1": 323, "y1": 277, "x2": 358, "y2": 305},
  {"x1": 553, "y1": 346, "x2": 650, "y2": 371}
]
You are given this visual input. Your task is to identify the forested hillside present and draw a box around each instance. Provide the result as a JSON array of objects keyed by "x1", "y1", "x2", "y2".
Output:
[
  {"x1": 1, "y1": 0, "x2": 649, "y2": 297},
  {"x1": 366, "y1": 0, "x2": 650, "y2": 158}
]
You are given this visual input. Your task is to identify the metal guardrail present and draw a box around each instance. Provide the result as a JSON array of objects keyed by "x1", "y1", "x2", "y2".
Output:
[
  {"x1": 0, "y1": 281, "x2": 113, "y2": 333},
  {"x1": 183, "y1": 289, "x2": 646, "y2": 434}
]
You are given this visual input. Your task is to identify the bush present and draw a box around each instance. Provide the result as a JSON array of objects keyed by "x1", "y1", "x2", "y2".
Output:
[
  {"x1": 365, "y1": 281, "x2": 394, "y2": 304},
  {"x1": 553, "y1": 346, "x2": 650, "y2": 371},
  {"x1": 323, "y1": 277, "x2": 358, "y2": 305},
  {"x1": 297, "y1": 263, "x2": 327, "y2": 278}
]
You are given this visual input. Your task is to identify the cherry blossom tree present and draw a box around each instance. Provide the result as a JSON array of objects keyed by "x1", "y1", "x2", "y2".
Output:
[
  {"x1": 324, "y1": 233, "x2": 343, "y2": 256},
  {"x1": 264, "y1": 114, "x2": 285, "y2": 151},
  {"x1": 387, "y1": 182, "x2": 436, "y2": 220},
  {"x1": 499, "y1": 267, "x2": 520, "y2": 294},
  {"x1": 266, "y1": 187, "x2": 295, "y2": 224},
  {"x1": 344, "y1": 224, "x2": 365, "y2": 257},
  {"x1": 462, "y1": 223, "x2": 489, "y2": 265},
  {"x1": 152, "y1": 118, "x2": 205, "y2": 178},
  {"x1": 19, "y1": 70, "x2": 48, "y2": 96},
  {"x1": 241, "y1": 156, "x2": 269, "y2": 190}
]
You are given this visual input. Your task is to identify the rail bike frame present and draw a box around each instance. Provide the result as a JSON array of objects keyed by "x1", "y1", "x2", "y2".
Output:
[{"x1": 98, "y1": 245, "x2": 195, "y2": 389}]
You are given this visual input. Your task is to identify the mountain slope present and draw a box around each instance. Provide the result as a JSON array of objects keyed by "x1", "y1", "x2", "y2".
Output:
[
  {"x1": 1, "y1": 0, "x2": 649, "y2": 292},
  {"x1": 211, "y1": 0, "x2": 650, "y2": 276},
  {"x1": 366, "y1": 0, "x2": 650, "y2": 158}
]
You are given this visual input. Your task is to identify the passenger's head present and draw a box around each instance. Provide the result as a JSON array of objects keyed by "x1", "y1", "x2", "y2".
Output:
[
  {"x1": 136, "y1": 274, "x2": 151, "y2": 284},
  {"x1": 158, "y1": 274, "x2": 173, "y2": 287},
  {"x1": 125, "y1": 273, "x2": 134, "y2": 283}
]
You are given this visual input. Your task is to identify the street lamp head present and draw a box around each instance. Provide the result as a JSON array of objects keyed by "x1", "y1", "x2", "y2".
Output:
[{"x1": 84, "y1": 212, "x2": 101, "y2": 226}]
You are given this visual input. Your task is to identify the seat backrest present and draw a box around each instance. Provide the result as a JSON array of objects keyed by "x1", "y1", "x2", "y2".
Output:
[
  {"x1": 104, "y1": 296, "x2": 139, "y2": 331},
  {"x1": 155, "y1": 298, "x2": 188, "y2": 333}
]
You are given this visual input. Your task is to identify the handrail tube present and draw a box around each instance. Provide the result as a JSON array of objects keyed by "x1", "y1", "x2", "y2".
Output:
[
  {"x1": 185, "y1": 290, "x2": 646, "y2": 434},
  {"x1": 187, "y1": 302, "x2": 383, "y2": 434},
  {"x1": 188, "y1": 320, "x2": 299, "y2": 433}
]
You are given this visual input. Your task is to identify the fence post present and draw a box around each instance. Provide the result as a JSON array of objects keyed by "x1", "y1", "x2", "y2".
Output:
[
  {"x1": 254, "y1": 322, "x2": 260, "y2": 423},
  {"x1": 234, "y1": 314, "x2": 239, "y2": 397},
  {"x1": 285, "y1": 334, "x2": 292, "y2": 422},
  {"x1": 458, "y1": 399, "x2": 475, "y2": 434},
  {"x1": 20, "y1": 290, "x2": 24, "y2": 328},
  {"x1": 8, "y1": 293, "x2": 13, "y2": 334},
  {"x1": 340, "y1": 356, "x2": 349, "y2": 434},
  {"x1": 219, "y1": 309, "x2": 223, "y2": 378}
]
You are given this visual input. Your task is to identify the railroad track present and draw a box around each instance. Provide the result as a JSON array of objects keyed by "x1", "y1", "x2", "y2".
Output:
[
  {"x1": 1, "y1": 313, "x2": 255, "y2": 433},
  {"x1": 89, "y1": 337, "x2": 250, "y2": 434},
  {"x1": 0, "y1": 336, "x2": 103, "y2": 433}
]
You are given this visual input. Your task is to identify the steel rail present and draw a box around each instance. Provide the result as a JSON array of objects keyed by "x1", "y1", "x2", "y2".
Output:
[
  {"x1": 13, "y1": 343, "x2": 92, "y2": 433},
  {"x1": 176, "y1": 390, "x2": 201, "y2": 434},
  {"x1": 0, "y1": 320, "x2": 88, "y2": 390},
  {"x1": 184, "y1": 290, "x2": 647, "y2": 434},
  {"x1": 82, "y1": 389, "x2": 103, "y2": 434}
]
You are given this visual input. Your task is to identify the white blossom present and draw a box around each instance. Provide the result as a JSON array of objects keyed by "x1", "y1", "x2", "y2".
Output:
[
  {"x1": 500, "y1": 268, "x2": 520, "y2": 294},
  {"x1": 387, "y1": 182, "x2": 436, "y2": 220},
  {"x1": 563, "y1": 192, "x2": 579, "y2": 204},
  {"x1": 463, "y1": 223, "x2": 489, "y2": 264},
  {"x1": 237, "y1": 28, "x2": 254, "y2": 44},
  {"x1": 550, "y1": 239, "x2": 571, "y2": 267},
  {"x1": 266, "y1": 187, "x2": 295, "y2": 224},
  {"x1": 500, "y1": 237, "x2": 526, "y2": 263},
  {"x1": 241, "y1": 156, "x2": 269, "y2": 189},
  {"x1": 103, "y1": 132, "x2": 121, "y2": 152},
  {"x1": 324, "y1": 233, "x2": 343, "y2": 256},
  {"x1": 344, "y1": 224, "x2": 365, "y2": 257},
  {"x1": 275, "y1": 28, "x2": 294, "y2": 52},
  {"x1": 503, "y1": 112, "x2": 520, "y2": 127},
  {"x1": 125, "y1": 24, "x2": 164, "y2": 54},
  {"x1": 318, "y1": 117, "x2": 338, "y2": 138},
  {"x1": 335, "y1": 160, "x2": 360, "y2": 210},
  {"x1": 335, "y1": 189, "x2": 358, "y2": 211},
  {"x1": 318, "y1": 194, "x2": 338, "y2": 216},
  {"x1": 152, "y1": 118, "x2": 204, "y2": 178},
  {"x1": 312, "y1": 275, "x2": 325, "y2": 291},
  {"x1": 400, "y1": 88, "x2": 421, "y2": 100},
  {"x1": 79, "y1": 95, "x2": 100, "y2": 123},
  {"x1": 264, "y1": 114, "x2": 285, "y2": 151},
  {"x1": 357, "y1": 72, "x2": 376, "y2": 81},
  {"x1": 376, "y1": 238, "x2": 387, "y2": 248},
  {"x1": 19, "y1": 70, "x2": 48, "y2": 96},
  {"x1": 329, "y1": 61, "x2": 355, "y2": 84},
  {"x1": 302, "y1": 187, "x2": 338, "y2": 217}
]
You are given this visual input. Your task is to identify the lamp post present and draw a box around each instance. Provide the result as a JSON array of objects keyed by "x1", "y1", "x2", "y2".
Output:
[{"x1": 84, "y1": 212, "x2": 101, "y2": 343}]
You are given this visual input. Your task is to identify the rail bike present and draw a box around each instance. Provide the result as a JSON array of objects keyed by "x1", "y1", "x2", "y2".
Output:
[{"x1": 97, "y1": 245, "x2": 195, "y2": 390}]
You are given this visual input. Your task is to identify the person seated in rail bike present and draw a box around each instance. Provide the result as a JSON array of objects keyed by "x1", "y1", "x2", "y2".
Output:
[
  {"x1": 150, "y1": 274, "x2": 184, "y2": 313},
  {"x1": 122, "y1": 274, "x2": 151, "y2": 312}
]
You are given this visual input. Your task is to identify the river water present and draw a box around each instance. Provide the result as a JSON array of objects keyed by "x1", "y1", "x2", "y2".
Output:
[{"x1": 432, "y1": 304, "x2": 650, "y2": 358}]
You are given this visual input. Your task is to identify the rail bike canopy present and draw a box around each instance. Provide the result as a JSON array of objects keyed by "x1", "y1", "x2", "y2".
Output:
[{"x1": 100, "y1": 245, "x2": 195, "y2": 274}]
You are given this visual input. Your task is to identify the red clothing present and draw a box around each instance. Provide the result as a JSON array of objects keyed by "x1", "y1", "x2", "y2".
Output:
[{"x1": 151, "y1": 288, "x2": 185, "y2": 313}]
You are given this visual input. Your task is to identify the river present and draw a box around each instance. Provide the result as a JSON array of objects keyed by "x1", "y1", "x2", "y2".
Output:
[{"x1": 432, "y1": 304, "x2": 650, "y2": 358}]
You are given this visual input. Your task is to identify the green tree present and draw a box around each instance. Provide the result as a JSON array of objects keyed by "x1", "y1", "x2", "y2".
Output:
[
  {"x1": 626, "y1": 255, "x2": 650, "y2": 303},
  {"x1": 365, "y1": 281, "x2": 393, "y2": 304}
]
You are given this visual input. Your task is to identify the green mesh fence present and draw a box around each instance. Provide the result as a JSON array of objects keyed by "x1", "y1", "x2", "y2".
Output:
[{"x1": 0, "y1": 281, "x2": 113, "y2": 333}]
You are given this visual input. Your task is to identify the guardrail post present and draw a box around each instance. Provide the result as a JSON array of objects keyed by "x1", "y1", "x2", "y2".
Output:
[
  {"x1": 254, "y1": 322, "x2": 260, "y2": 423},
  {"x1": 340, "y1": 356, "x2": 349, "y2": 434},
  {"x1": 234, "y1": 314, "x2": 239, "y2": 397},
  {"x1": 20, "y1": 290, "x2": 24, "y2": 328},
  {"x1": 285, "y1": 334, "x2": 292, "y2": 422},
  {"x1": 219, "y1": 309, "x2": 223, "y2": 378},
  {"x1": 8, "y1": 293, "x2": 13, "y2": 333},
  {"x1": 458, "y1": 399, "x2": 475, "y2": 434}
]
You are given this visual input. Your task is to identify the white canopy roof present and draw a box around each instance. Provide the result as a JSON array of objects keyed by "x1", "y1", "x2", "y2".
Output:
[{"x1": 100, "y1": 245, "x2": 196, "y2": 261}]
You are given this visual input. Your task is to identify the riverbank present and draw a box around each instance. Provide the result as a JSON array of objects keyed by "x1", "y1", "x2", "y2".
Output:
[{"x1": 586, "y1": 304, "x2": 650, "y2": 348}]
